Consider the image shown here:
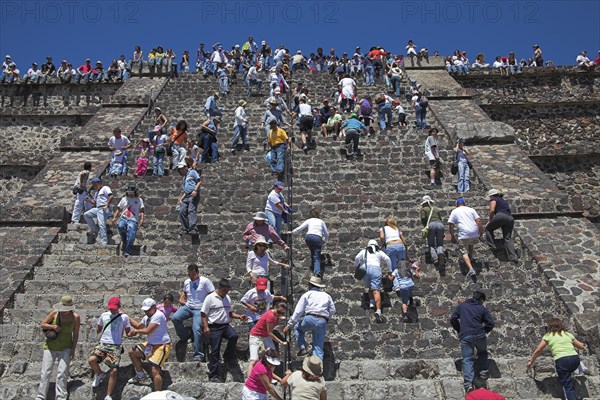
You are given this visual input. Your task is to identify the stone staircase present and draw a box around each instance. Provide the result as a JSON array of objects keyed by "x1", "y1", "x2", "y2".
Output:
[{"x1": 0, "y1": 68, "x2": 598, "y2": 399}]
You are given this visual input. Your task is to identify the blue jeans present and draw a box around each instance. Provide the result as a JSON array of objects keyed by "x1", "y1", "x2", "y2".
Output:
[
  {"x1": 76, "y1": 72, "x2": 91, "y2": 84},
  {"x1": 415, "y1": 109, "x2": 427, "y2": 129},
  {"x1": 231, "y1": 125, "x2": 248, "y2": 150},
  {"x1": 117, "y1": 217, "x2": 138, "y2": 255},
  {"x1": 305, "y1": 234, "x2": 324, "y2": 276},
  {"x1": 270, "y1": 144, "x2": 286, "y2": 174},
  {"x1": 179, "y1": 195, "x2": 200, "y2": 231},
  {"x1": 427, "y1": 221, "x2": 445, "y2": 262},
  {"x1": 365, "y1": 65, "x2": 374, "y2": 85},
  {"x1": 219, "y1": 76, "x2": 229, "y2": 94},
  {"x1": 295, "y1": 315, "x2": 327, "y2": 360},
  {"x1": 378, "y1": 104, "x2": 392, "y2": 129},
  {"x1": 385, "y1": 243, "x2": 406, "y2": 271},
  {"x1": 152, "y1": 152, "x2": 165, "y2": 175},
  {"x1": 460, "y1": 334, "x2": 489, "y2": 389},
  {"x1": 264, "y1": 209, "x2": 283, "y2": 237},
  {"x1": 555, "y1": 355, "x2": 580, "y2": 400},
  {"x1": 457, "y1": 159, "x2": 470, "y2": 193},
  {"x1": 172, "y1": 305, "x2": 204, "y2": 357},
  {"x1": 201, "y1": 134, "x2": 218, "y2": 163},
  {"x1": 207, "y1": 323, "x2": 238, "y2": 379},
  {"x1": 247, "y1": 78, "x2": 262, "y2": 96},
  {"x1": 84, "y1": 207, "x2": 110, "y2": 244},
  {"x1": 391, "y1": 76, "x2": 401, "y2": 96}
]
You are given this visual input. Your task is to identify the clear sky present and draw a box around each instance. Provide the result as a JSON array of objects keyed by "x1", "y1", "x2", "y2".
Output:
[{"x1": 1, "y1": 0, "x2": 599, "y2": 69}]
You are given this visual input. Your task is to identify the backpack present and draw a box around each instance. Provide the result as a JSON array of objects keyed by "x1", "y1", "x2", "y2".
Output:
[
  {"x1": 418, "y1": 96, "x2": 429, "y2": 109},
  {"x1": 375, "y1": 95, "x2": 386, "y2": 105}
]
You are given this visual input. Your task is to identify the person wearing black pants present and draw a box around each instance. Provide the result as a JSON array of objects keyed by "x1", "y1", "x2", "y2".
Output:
[
  {"x1": 201, "y1": 279, "x2": 248, "y2": 382},
  {"x1": 485, "y1": 189, "x2": 518, "y2": 263},
  {"x1": 341, "y1": 113, "x2": 367, "y2": 157}
]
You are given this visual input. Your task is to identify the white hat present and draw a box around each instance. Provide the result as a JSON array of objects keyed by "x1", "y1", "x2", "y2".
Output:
[
  {"x1": 421, "y1": 195, "x2": 434, "y2": 205},
  {"x1": 302, "y1": 356, "x2": 323, "y2": 375},
  {"x1": 261, "y1": 40, "x2": 266, "y2": 45},
  {"x1": 265, "y1": 356, "x2": 281, "y2": 366},
  {"x1": 141, "y1": 298, "x2": 156, "y2": 311},
  {"x1": 297, "y1": 50, "x2": 302, "y2": 54},
  {"x1": 5, "y1": 55, "x2": 10, "y2": 59},
  {"x1": 253, "y1": 211, "x2": 267, "y2": 221},
  {"x1": 307, "y1": 276, "x2": 326, "y2": 288},
  {"x1": 487, "y1": 188, "x2": 500, "y2": 197},
  {"x1": 176, "y1": 162, "x2": 187, "y2": 169}
]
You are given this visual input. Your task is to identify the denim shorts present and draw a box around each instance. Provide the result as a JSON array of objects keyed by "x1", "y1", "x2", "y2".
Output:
[{"x1": 363, "y1": 267, "x2": 382, "y2": 290}]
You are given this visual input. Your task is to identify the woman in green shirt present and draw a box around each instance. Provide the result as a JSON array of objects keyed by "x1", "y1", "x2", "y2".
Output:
[
  {"x1": 36, "y1": 295, "x2": 80, "y2": 400},
  {"x1": 526, "y1": 318, "x2": 585, "y2": 400}
]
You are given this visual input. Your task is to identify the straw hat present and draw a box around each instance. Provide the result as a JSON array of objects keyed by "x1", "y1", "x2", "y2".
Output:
[
  {"x1": 54, "y1": 295, "x2": 75, "y2": 312},
  {"x1": 303, "y1": 355, "x2": 323, "y2": 375}
]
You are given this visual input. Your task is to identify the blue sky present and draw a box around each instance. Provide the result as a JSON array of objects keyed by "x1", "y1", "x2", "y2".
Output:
[{"x1": 1, "y1": 0, "x2": 598, "y2": 69}]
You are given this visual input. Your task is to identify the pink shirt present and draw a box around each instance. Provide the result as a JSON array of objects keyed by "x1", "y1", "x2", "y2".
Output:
[
  {"x1": 245, "y1": 360, "x2": 272, "y2": 394},
  {"x1": 250, "y1": 310, "x2": 278, "y2": 337},
  {"x1": 157, "y1": 304, "x2": 178, "y2": 319}
]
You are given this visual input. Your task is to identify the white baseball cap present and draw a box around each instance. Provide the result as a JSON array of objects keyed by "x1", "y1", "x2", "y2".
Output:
[{"x1": 141, "y1": 298, "x2": 156, "y2": 311}]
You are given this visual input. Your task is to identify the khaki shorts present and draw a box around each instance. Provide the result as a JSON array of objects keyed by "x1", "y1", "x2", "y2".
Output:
[
  {"x1": 458, "y1": 237, "x2": 479, "y2": 255},
  {"x1": 136, "y1": 342, "x2": 171, "y2": 368},
  {"x1": 90, "y1": 343, "x2": 123, "y2": 369}
]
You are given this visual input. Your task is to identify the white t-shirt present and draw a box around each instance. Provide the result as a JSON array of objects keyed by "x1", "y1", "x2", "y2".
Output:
[
  {"x1": 493, "y1": 61, "x2": 505, "y2": 68},
  {"x1": 240, "y1": 288, "x2": 275, "y2": 321},
  {"x1": 298, "y1": 103, "x2": 312, "y2": 117},
  {"x1": 141, "y1": 310, "x2": 170, "y2": 345},
  {"x1": 201, "y1": 292, "x2": 232, "y2": 324},
  {"x1": 116, "y1": 196, "x2": 144, "y2": 221},
  {"x1": 246, "y1": 251, "x2": 279, "y2": 277},
  {"x1": 265, "y1": 190, "x2": 283, "y2": 215},
  {"x1": 577, "y1": 55, "x2": 590, "y2": 65},
  {"x1": 292, "y1": 218, "x2": 329, "y2": 241},
  {"x1": 247, "y1": 66, "x2": 258, "y2": 80},
  {"x1": 424, "y1": 136, "x2": 437, "y2": 160},
  {"x1": 380, "y1": 226, "x2": 401, "y2": 243},
  {"x1": 97, "y1": 312, "x2": 131, "y2": 345},
  {"x1": 95, "y1": 186, "x2": 113, "y2": 207},
  {"x1": 448, "y1": 206, "x2": 481, "y2": 239},
  {"x1": 234, "y1": 106, "x2": 247, "y2": 128},
  {"x1": 395, "y1": 105, "x2": 405, "y2": 114},
  {"x1": 339, "y1": 77, "x2": 356, "y2": 98},
  {"x1": 183, "y1": 276, "x2": 214, "y2": 309},
  {"x1": 108, "y1": 136, "x2": 131, "y2": 151},
  {"x1": 354, "y1": 249, "x2": 392, "y2": 272}
]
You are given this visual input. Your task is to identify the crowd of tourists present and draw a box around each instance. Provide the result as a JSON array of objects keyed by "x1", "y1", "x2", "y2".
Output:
[{"x1": 30, "y1": 37, "x2": 592, "y2": 400}]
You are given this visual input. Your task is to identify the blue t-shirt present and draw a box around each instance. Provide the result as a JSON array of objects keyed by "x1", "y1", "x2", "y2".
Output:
[
  {"x1": 342, "y1": 118, "x2": 366, "y2": 131},
  {"x1": 182, "y1": 170, "x2": 200, "y2": 194}
]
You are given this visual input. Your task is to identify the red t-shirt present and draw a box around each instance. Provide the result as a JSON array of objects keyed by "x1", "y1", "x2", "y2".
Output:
[
  {"x1": 250, "y1": 310, "x2": 278, "y2": 337},
  {"x1": 466, "y1": 388, "x2": 506, "y2": 400}
]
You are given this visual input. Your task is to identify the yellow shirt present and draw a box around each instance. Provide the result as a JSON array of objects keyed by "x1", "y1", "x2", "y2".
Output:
[{"x1": 268, "y1": 128, "x2": 288, "y2": 147}]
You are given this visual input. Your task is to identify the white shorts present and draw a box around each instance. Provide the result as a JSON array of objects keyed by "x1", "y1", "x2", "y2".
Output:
[
  {"x1": 249, "y1": 334, "x2": 275, "y2": 361},
  {"x1": 242, "y1": 386, "x2": 268, "y2": 400}
]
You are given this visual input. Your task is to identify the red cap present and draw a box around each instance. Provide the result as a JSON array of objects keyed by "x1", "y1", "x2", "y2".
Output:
[
  {"x1": 108, "y1": 297, "x2": 121, "y2": 310},
  {"x1": 256, "y1": 277, "x2": 268, "y2": 290}
]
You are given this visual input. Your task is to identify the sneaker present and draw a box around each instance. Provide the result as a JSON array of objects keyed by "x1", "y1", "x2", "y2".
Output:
[
  {"x1": 465, "y1": 386, "x2": 474, "y2": 393},
  {"x1": 369, "y1": 303, "x2": 375, "y2": 311},
  {"x1": 374, "y1": 312, "x2": 385, "y2": 324},
  {"x1": 480, "y1": 370, "x2": 489, "y2": 380},
  {"x1": 193, "y1": 355, "x2": 206, "y2": 362},
  {"x1": 92, "y1": 372, "x2": 106, "y2": 388},
  {"x1": 297, "y1": 347, "x2": 311, "y2": 357},
  {"x1": 303, "y1": 145, "x2": 308, "y2": 155},
  {"x1": 209, "y1": 376, "x2": 222, "y2": 383},
  {"x1": 104, "y1": 396, "x2": 113, "y2": 400},
  {"x1": 466, "y1": 268, "x2": 476, "y2": 278},
  {"x1": 402, "y1": 313, "x2": 409, "y2": 322},
  {"x1": 127, "y1": 373, "x2": 147, "y2": 384},
  {"x1": 437, "y1": 252, "x2": 445, "y2": 266},
  {"x1": 230, "y1": 148, "x2": 236, "y2": 155},
  {"x1": 346, "y1": 143, "x2": 354, "y2": 155}
]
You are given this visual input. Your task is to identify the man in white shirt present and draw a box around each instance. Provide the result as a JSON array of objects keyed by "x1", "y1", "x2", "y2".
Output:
[
  {"x1": 89, "y1": 297, "x2": 131, "y2": 400},
  {"x1": 424, "y1": 128, "x2": 441, "y2": 186},
  {"x1": 448, "y1": 198, "x2": 483, "y2": 279},
  {"x1": 84, "y1": 177, "x2": 113, "y2": 245},
  {"x1": 283, "y1": 276, "x2": 335, "y2": 360},
  {"x1": 246, "y1": 62, "x2": 262, "y2": 96},
  {"x1": 127, "y1": 298, "x2": 171, "y2": 391},
  {"x1": 576, "y1": 50, "x2": 593, "y2": 70},
  {"x1": 201, "y1": 279, "x2": 248, "y2": 382},
  {"x1": 264, "y1": 181, "x2": 290, "y2": 236},
  {"x1": 108, "y1": 128, "x2": 132, "y2": 175},
  {"x1": 172, "y1": 264, "x2": 214, "y2": 362},
  {"x1": 297, "y1": 96, "x2": 314, "y2": 154},
  {"x1": 25, "y1": 62, "x2": 41, "y2": 84},
  {"x1": 231, "y1": 100, "x2": 249, "y2": 154},
  {"x1": 338, "y1": 75, "x2": 357, "y2": 113}
]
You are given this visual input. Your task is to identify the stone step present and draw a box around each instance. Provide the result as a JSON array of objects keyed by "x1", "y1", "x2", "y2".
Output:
[{"x1": 0, "y1": 355, "x2": 596, "y2": 400}]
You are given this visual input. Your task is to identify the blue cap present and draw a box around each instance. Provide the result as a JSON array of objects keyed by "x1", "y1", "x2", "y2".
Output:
[
  {"x1": 274, "y1": 181, "x2": 284, "y2": 189},
  {"x1": 456, "y1": 197, "x2": 465, "y2": 205},
  {"x1": 91, "y1": 177, "x2": 102, "y2": 184}
]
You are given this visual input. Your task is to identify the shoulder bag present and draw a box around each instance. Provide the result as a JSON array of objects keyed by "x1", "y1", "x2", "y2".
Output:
[
  {"x1": 421, "y1": 207, "x2": 434, "y2": 240},
  {"x1": 43, "y1": 312, "x2": 61, "y2": 341},
  {"x1": 354, "y1": 249, "x2": 368, "y2": 280}
]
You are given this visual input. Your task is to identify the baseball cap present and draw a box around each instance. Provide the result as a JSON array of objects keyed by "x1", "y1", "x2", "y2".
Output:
[
  {"x1": 456, "y1": 197, "x2": 465, "y2": 205},
  {"x1": 274, "y1": 181, "x2": 284, "y2": 189},
  {"x1": 107, "y1": 297, "x2": 121, "y2": 310},
  {"x1": 256, "y1": 277, "x2": 268, "y2": 290},
  {"x1": 90, "y1": 177, "x2": 102, "y2": 184},
  {"x1": 141, "y1": 298, "x2": 156, "y2": 311}
]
